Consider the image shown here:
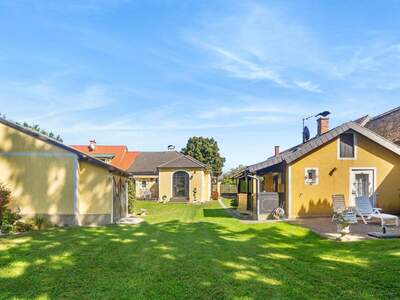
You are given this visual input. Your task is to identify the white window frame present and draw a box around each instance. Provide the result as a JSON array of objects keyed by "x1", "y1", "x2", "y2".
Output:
[
  {"x1": 305, "y1": 168, "x2": 319, "y2": 185},
  {"x1": 337, "y1": 132, "x2": 357, "y2": 160},
  {"x1": 141, "y1": 180, "x2": 147, "y2": 188}
]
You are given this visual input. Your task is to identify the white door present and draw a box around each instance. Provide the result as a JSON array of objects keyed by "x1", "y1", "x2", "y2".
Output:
[{"x1": 350, "y1": 169, "x2": 375, "y2": 206}]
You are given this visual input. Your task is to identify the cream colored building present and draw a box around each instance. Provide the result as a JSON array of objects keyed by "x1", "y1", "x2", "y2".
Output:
[{"x1": 128, "y1": 151, "x2": 212, "y2": 202}]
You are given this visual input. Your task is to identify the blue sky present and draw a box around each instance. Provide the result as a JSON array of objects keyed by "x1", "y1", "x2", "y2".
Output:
[{"x1": 0, "y1": 0, "x2": 399, "y2": 170}]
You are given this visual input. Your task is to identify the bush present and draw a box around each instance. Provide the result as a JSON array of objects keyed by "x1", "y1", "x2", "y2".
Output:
[
  {"x1": 230, "y1": 197, "x2": 238, "y2": 208},
  {"x1": 32, "y1": 215, "x2": 51, "y2": 230},
  {"x1": 1, "y1": 221, "x2": 12, "y2": 234},
  {"x1": 0, "y1": 183, "x2": 12, "y2": 224},
  {"x1": 2, "y1": 209, "x2": 21, "y2": 225},
  {"x1": 13, "y1": 220, "x2": 33, "y2": 233}
]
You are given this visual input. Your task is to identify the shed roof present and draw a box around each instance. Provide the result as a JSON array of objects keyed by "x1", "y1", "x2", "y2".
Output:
[
  {"x1": 246, "y1": 121, "x2": 400, "y2": 174},
  {"x1": 0, "y1": 117, "x2": 129, "y2": 176}
]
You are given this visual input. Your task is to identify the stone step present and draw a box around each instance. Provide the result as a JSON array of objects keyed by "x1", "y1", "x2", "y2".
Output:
[{"x1": 116, "y1": 217, "x2": 144, "y2": 225}]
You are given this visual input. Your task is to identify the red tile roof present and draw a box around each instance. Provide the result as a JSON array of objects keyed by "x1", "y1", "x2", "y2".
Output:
[{"x1": 71, "y1": 145, "x2": 140, "y2": 171}]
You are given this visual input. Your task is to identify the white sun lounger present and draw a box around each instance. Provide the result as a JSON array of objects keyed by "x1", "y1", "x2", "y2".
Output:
[{"x1": 355, "y1": 196, "x2": 399, "y2": 227}]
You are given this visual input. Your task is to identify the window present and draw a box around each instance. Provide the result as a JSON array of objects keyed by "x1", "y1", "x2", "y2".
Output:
[
  {"x1": 339, "y1": 133, "x2": 356, "y2": 159},
  {"x1": 141, "y1": 181, "x2": 147, "y2": 188},
  {"x1": 305, "y1": 168, "x2": 319, "y2": 185}
]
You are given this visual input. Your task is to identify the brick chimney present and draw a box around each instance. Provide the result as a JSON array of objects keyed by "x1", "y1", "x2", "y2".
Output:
[
  {"x1": 317, "y1": 117, "x2": 329, "y2": 135},
  {"x1": 88, "y1": 140, "x2": 96, "y2": 152},
  {"x1": 274, "y1": 145, "x2": 280, "y2": 157}
]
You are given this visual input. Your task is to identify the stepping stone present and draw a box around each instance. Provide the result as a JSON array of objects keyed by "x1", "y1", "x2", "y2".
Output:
[{"x1": 116, "y1": 217, "x2": 144, "y2": 225}]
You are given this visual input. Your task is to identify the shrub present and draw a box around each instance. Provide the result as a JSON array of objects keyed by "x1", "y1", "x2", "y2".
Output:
[
  {"x1": 1, "y1": 221, "x2": 12, "y2": 234},
  {"x1": 2, "y1": 209, "x2": 21, "y2": 225},
  {"x1": 231, "y1": 197, "x2": 238, "y2": 208},
  {"x1": 13, "y1": 220, "x2": 33, "y2": 233},
  {"x1": 32, "y1": 215, "x2": 51, "y2": 230},
  {"x1": 0, "y1": 183, "x2": 12, "y2": 224}
]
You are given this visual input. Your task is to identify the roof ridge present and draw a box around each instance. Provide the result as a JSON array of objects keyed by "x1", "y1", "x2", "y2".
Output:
[
  {"x1": 370, "y1": 106, "x2": 400, "y2": 121},
  {"x1": 157, "y1": 154, "x2": 185, "y2": 168},
  {"x1": 247, "y1": 121, "x2": 400, "y2": 173}
]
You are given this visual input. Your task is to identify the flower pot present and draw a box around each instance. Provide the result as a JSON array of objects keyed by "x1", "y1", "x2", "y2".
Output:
[{"x1": 336, "y1": 224, "x2": 350, "y2": 234}]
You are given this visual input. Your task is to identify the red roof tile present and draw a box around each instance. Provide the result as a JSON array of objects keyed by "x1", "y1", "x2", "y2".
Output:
[{"x1": 71, "y1": 145, "x2": 139, "y2": 171}]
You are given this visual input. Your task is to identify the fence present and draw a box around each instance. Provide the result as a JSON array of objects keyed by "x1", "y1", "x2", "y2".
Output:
[{"x1": 220, "y1": 184, "x2": 237, "y2": 195}]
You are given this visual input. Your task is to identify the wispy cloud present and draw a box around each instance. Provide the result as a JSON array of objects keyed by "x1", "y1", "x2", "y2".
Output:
[
  {"x1": 193, "y1": 41, "x2": 288, "y2": 87},
  {"x1": 185, "y1": 2, "x2": 328, "y2": 92},
  {"x1": 294, "y1": 80, "x2": 323, "y2": 93},
  {"x1": 0, "y1": 78, "x2": 115, "y2": 132}
]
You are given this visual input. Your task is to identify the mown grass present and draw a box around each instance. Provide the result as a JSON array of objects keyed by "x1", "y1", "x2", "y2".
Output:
[{"x1": 1, "y1": 200, "x2": 400, "y2": 299}]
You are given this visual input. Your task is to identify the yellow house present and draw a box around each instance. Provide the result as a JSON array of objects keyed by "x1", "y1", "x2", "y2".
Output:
[
  {"x1": 128, "y1": 151, "x2": 212, "y2": 203},
  {"x1": 0, "y1": 118, "x2": 129, "y2": 226},
  {"x1": 236, "y1": 119, "x2": 400, "y2": 219}
]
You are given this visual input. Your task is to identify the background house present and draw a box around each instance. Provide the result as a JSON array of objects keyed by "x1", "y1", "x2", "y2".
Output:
[
  {"x1": 128, "y1": 151, "x2": 212, "y2": 203},
  {"x1": 0, "y1": 118, "x2": 129, "y2": 226}
]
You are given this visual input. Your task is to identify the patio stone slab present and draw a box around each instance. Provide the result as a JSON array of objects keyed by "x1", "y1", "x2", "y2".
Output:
[
  {"x1": 289, "y1": 217, "x2": 400, "y2": 241},
  {"x1": 368, "y1": 232, "x2": 400, "y2": 239}
]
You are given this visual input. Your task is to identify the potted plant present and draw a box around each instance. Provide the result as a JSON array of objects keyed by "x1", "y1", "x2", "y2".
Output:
[{"x1": 333, "y1": 209, "x2": 354, "y2": 240}]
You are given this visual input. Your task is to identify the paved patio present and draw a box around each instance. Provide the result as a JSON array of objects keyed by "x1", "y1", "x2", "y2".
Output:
[{"x1": 289, "y1": 217, "x2": 400, "y2": 241}]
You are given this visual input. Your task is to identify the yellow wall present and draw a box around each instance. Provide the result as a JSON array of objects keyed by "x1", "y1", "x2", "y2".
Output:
[
  {"x1": 133, "y1": 175, "x2": 159, "y2": 199},
  {"x1": 78, "y1": 161, "x2": 112, "y2": 215},
  {"x1": 238, "y1": 193, "x2": 248, "y2": 212},
  {"x1": 0, "y1": 123, "x2": 67, "y2": 153},
  {"x1": 159, "y1": 168, "x2": 210, "y2": 202},
  {"x1": 290, "y1": 133, "x2": 400, "y2": 217},
  {"x1": 0, "y1": 123, "x2": 75, "y2": 215}
]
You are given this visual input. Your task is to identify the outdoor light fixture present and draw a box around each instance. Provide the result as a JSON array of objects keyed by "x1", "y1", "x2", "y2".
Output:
[{"x1": 302, "y1": 111, "x2": 331, "y2": 143}]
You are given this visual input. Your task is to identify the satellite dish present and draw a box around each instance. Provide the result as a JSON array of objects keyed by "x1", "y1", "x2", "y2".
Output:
[{"x1": 303, "y1": 126, "x2": 310, "y2": 142}]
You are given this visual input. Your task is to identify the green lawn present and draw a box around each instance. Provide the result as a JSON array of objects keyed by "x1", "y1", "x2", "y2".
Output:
[{"x1": 1, "y1": 201, "x2": 400, "y2": 299}]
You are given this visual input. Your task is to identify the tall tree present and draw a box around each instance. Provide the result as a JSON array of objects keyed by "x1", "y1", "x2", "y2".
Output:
[{"x1": 181, "y1": 136, "x2": 225, "y2": 176}]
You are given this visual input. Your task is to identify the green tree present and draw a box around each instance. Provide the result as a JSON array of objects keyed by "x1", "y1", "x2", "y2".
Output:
[
  {"x1": 181, "y1": 136, "x2": 226, "y2": 176},
  {"x1": 222, "y1": 164, "x2": 246, "y2": 184}
]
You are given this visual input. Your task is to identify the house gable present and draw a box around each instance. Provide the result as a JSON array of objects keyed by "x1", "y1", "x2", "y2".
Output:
[{"x1": 289, "y1": 132, "x2": 400, "y2": 217}]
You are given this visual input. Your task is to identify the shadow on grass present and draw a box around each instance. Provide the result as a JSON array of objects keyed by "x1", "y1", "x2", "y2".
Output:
[
  {"x1": 1, "y1": 209, "x2": 400, "y2": 299},
  {"x1": 203, "y1": 208, "x2": 231, "y2": 218}
]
